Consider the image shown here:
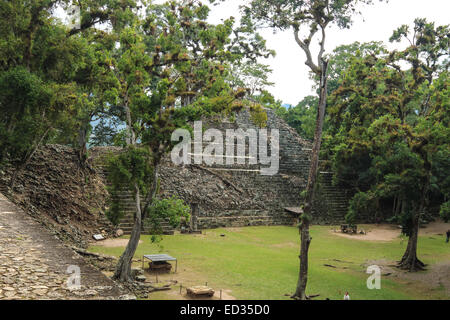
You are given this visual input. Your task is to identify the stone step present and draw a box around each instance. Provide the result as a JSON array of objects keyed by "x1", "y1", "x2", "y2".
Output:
[
  {"x1": 119, "y1": 220, "x2": 174, "y2": 226},
  {"x1": 119, "y1": 229, "x2": 173, "y2": 235}
]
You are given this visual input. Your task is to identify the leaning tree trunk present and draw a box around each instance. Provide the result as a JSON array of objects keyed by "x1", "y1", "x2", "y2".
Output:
[
  {"x1": 113, "y1": 97, "x2": 142, "y2": 282},
  {"x1": 113, "y1": 97, "x2": 161, "y2": 282},
  {"x1": 113, "y1": 161, "x2": 160, "y2": 281},
  {"x1": 292, "y1": 60, "x2": 329, "y2": 300},
  {"x1": 76, "y1": 119, "x2": 96, "y2": 174},
  {"x1": 142, "y1": 162, "x2": 160, "y2": 220},
  {"x1": 113, "y1": 183, "x2": 142, "y2": 282},
  {"x1": 10, "y1": 126, "x2": 51, "y2": 188},
  {"x1": 398, "y1": 200, "x2": 426, "y2": 271},
  {"x1": 77, "y1": 120, "x2": 89, "y2": 168},
  {"x1": 0, "y1": 120, "x2": 14, "y2": 163}
]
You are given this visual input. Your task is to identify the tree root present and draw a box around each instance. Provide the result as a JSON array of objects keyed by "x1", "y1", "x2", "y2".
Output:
[
  {"x1": 397, "y1": 257, "x2": 426, "y2": 272},
  {"x1": 290, "y1": 293, "x2": 319, "y2": 300}
]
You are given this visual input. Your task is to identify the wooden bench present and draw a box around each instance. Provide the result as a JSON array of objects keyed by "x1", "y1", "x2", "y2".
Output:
[{"x1": 142, "y1": 254, "x2": 177, "y2": 273}]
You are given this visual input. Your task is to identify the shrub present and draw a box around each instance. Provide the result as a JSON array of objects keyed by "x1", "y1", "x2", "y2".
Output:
[
  {"x1": 144, "y1": 196, "x2": 191, "y2": 235},
  {"x1": 440, "y1": 201, "x2": 450, "y2": 223}
]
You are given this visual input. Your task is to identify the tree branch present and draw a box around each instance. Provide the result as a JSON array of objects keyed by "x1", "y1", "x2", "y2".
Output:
[
  {"x1": 294, "y1": 27, "x2": 321, "y2": 75},
  {"x1": 317, "y1": 24, "x2": 326, "y2": 69}
]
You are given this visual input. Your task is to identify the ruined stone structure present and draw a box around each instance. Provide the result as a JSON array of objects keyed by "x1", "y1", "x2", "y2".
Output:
[
  {"x1": 92, "y1": 108, "x2": 352, "y2": 234},
  {"x1": 158, "y1": 108, "x2": 311, "y2": 230}
]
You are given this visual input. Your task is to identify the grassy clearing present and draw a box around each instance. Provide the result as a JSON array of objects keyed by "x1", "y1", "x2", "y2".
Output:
[{"x1": 89, "y1": 226, "x2": 450, "y2": 300}]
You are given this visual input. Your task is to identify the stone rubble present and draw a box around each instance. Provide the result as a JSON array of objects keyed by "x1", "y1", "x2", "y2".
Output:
[{"x1": 0, "y1": 144, "x2": 115, "y2": 249}]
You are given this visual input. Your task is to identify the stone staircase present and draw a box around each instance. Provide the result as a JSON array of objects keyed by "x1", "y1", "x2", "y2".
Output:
[
  {"x1": 312, "y1": 172, "x2": 353, "y2": 224},
  {"x1": 197, "y1": 209, "x2": 295, "y2": 229},
  {"x1": 0, "y1": 184, "x2": 7, "y2": 194},
  {"x1": 92, "y1": 160, "x2": 174, "y2": 235}
]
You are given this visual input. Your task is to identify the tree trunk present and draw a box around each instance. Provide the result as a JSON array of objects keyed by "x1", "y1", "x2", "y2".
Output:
[
  {"x1": 392, "y1": 196, "x2": 397, "y2": 216},
  {"x1": 113, "y1": 96, "x2": 143, "y2": 282},
  {"x1": 292, "y1": 60, "x2": 328, "y2": 300},
  {"x1": 294, "y1": 220, "x2": 311, "y2": 300},
  {"x1": 10, "y1": 126, "x2": 51, "y2": 188},
  {"x1": 398, "y1": 201, "x2": 426, "y2": 271},
  {"x1": 77, "y1": 120, "x2": 89, "y2": 167},
  {"x1": 112, "y1": 97, "x2": 163, "y2": 282},
  {"x1": 113, "y1": 182, "x2": 142, "y2": 282},
  {"x1": 142, "y1": 163, "x2": 160, "y2": 220},
  {"x1": 0, "y1": 120, "x2": 15, "y2": 163},
  {"x1": 124, "y1": 93, "x2": 136, "y2": 144}
]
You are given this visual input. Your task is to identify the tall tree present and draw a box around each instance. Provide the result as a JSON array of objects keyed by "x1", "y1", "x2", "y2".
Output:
[
  {"x1": 328, "y1": 19, "x2": 449, "y2": 271},
  {"x1": 0, "y1": 0, "x2": 139, "y2": 179},
  {"x1": 244, "y1": 0, "x2": 384, "y2": 299},
  {"x1": 274, "y1": 42, "x2": 386, "y2": 142},
  {"x1": 0, "y1": 1, "x2": 88, "y2": 184},
  {"x1": 110, "y1": 0, "x2": 272, "y2": 282},
  {"x1": 62, "y1": 0, "x2": 139, "y2": 166}
]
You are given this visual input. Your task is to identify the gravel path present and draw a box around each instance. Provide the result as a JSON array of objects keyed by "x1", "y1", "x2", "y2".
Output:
[{"x1": 0, "y1": 192, "x2": 133, "y2": 300}]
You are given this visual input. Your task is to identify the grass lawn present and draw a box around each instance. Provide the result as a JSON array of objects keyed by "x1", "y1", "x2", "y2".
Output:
[{"x1": 88, "y1": 225, "x2": 450, "y2": 300}]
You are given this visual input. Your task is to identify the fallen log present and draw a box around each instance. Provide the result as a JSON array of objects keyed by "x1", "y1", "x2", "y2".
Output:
[
  {"x1": 149, "y1": 284, "x2": 172, "y2": 292},
  {"x1": 191, "y1": 165, "x2": 244, "y2": 194},
  {"x1": 71, "y1": 246, "x2": 117, "y2": 261}
]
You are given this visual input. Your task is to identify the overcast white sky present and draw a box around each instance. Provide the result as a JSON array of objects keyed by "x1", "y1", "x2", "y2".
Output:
[
  {"x1": 207, "y1": 0, "x2": 450, "y2": 105},
  {"x1": 55, "y1": 0, "x2": 449, "y2": 105}
]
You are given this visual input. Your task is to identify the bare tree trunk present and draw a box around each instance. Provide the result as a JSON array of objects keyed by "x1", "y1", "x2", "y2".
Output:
[
  {"x1": 392, "y1": 196, "x2": 397, "y2": 216},
  {"x1": 124, "y1": 93, "x2": 135, "y2": 144},
  {"x1": 112, "y1": 163, "x2": 161, "y2": 282},
  {"x1": 113, "y1": 96, "x2": 162, "y2": 282},
  {"x1": 76, "y1": 119, "x2": 96, "y2": 174},
  {"x1": 294, "y1": 220, "x2": 311, "y2": 300},
  {"x1": 113, "y1": 182, "x2": 142, "y2": 282},
  {"x1": 113, "y1": 97, "x2": 142, "y2": 282},
  {"x1": 0, "y1": 120, "x2": 15, "y2": 163},
  {"x1": 142, "y1": 163, "x2": 160, "y2": 220},
  {"x1": 398, "y1": 199, "x2": 426, "y2": 271},
  {"x1": 10, "y1": 126, "x2": 51, "y2": 188},
  {"x1": 292, "y1": 60, "x2": 328, "y2": 300},
  {"x1": 77, "y1": 120, "x2": 89, "y2": 167}
]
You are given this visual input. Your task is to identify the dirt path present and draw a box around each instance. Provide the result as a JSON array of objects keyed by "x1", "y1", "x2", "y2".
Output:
[
  {"x1": 419, "y1": 221, "x2": 450, "y2": 235},
  {"x1": 330, "y1": 221, "x2": 450, "y2": 241},
  {"x1": 95, "y1": 239, "x2": 143, "y2": 248},
  {"x1": 0, "y1": 192, "x2": 133, "y2": 300},
  {"x1": 331, "y1": 224, "x2": 400, "y2": 241}
]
